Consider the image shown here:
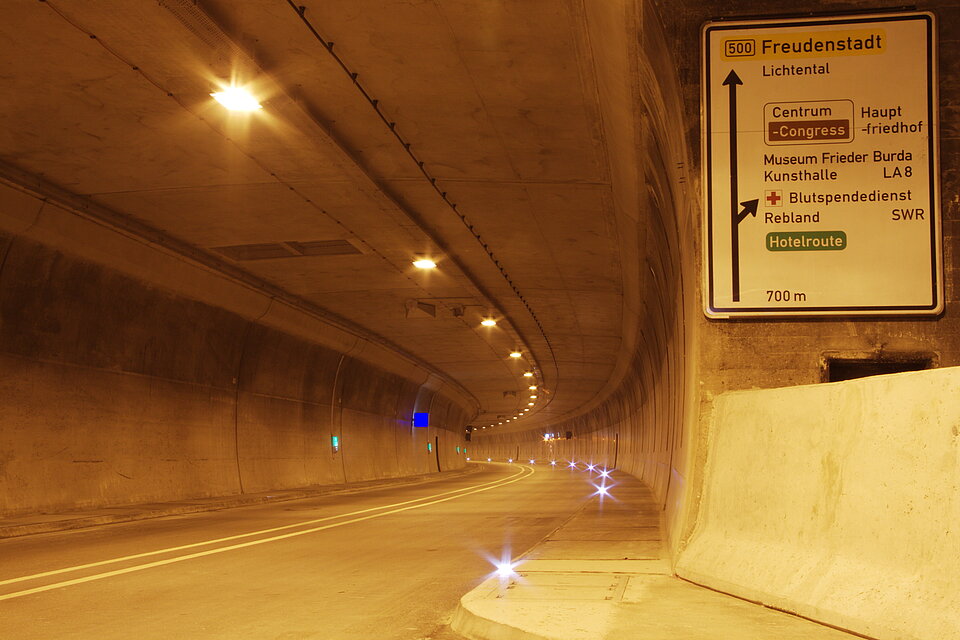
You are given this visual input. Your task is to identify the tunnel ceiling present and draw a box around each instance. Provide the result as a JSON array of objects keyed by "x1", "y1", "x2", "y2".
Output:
[{"x1": 0, "y1": 0, "x2": 652, "y2": 433}]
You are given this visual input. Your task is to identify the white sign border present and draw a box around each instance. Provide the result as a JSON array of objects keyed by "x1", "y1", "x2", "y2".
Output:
[{"x1": 701, "y1": 11, "x2": 942, "y2": 319}]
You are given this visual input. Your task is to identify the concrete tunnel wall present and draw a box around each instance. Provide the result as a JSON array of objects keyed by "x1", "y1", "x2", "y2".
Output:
[
  {"x1": 475, "y1": 2, "x2": 960, "y2": 638},
  {"x1": 0, "y1": 225, "x2": 472, "y2": 517},
  {"x1": 473, "y1": 0, "x2": 699, "y2": 556}
]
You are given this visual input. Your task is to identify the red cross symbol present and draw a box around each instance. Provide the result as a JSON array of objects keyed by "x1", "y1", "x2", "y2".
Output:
[{"x1": 765, "y1": 190, "x2": 782, "y2": 206}]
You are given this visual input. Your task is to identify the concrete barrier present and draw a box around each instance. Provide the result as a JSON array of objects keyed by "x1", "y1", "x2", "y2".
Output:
[{"x1": 676, "y1": 367, "x2": 960, "y2": 640}]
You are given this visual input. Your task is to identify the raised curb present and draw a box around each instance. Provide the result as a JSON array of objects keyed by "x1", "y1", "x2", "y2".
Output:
[{"x1": 452, "y1": 589, "x2": 553, "y2": 640}]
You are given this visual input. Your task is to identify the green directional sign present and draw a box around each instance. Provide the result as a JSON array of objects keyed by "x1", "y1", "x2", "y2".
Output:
[{"x1": 766, "y1": 231, "x2": 847, "y2": 251}]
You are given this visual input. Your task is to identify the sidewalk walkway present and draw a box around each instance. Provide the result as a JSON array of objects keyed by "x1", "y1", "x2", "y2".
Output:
[
  {"x1": 0, "y1": 466, "x2": 480, "y2": 539},
  {"x1": 452, "y1": 470, "x2": 862, "y2": 640}
]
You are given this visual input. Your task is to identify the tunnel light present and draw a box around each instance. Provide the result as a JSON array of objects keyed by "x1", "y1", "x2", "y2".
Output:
[
  {"x1": 550, "y1": 460, "x2": 557, "y2": 466},
  {"x1": 595, "y1": 484, "x2": 610, "y2": 497},
  {"x1": 527, "y1": 402, "x2": 535, "y2": 406},
  {"x1": 412, "y1": 258, "x2": 437, "y2": 269},
  {"x1": 529, "y1": 385, "x2": 537, "y2": 390},
  {"x1": 530, "y1": 395, "x2": 538, "y2": 399},
  {"x1": 509, "y1": 351, "x2": 522, "y2": 358},
  {"x1": 568, "y1": 461, "x2": 577, "y2": 468},
  {"x1": 481, "y1": 318, "x2": 497, "y2": 327},
  {"x1": 466, "y1": 457, "x2": 471, "y2": 461},
  {"x1": 529, "y1": 459, "x2": 535, "y2": 464},
  {"x1": 495, "y1": 562, "x2": 515, "y2": 578},
  {"x1": 523, "y1": 372, "x2": 534, "y2": 378},
  {"x1": 508, "y1": 458, "x2": 513, "y2": 463},
  {"x1": 599, "y1": 469, "x2": 611, "y2": 479},
  {"x1": 587, "y1": 464, "x2": 596, "y2": 472},
  {"x1": 487, "y1": 457, "x2": 492, "y2": 461},
  {"x1": 211, "y1": 86, "x2": 262, "y2": 111}
]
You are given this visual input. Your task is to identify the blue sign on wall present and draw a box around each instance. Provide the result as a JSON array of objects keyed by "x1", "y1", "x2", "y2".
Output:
[{"x1": 413, "y1": 412, "x2": 429, "y2": 427}]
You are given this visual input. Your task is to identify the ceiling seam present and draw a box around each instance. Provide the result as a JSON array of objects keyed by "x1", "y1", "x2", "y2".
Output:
[
  {"x1": 15, "y1": 3, "x2": 482, "y2": 414},
  {"x1": 39, "y1": 0, "x2": 476, "y2": 337},
  {"x1": 286, "y1": 1, "x2": 559, "y2": 390}
]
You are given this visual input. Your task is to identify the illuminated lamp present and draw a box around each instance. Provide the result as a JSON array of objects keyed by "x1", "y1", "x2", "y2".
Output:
[{"x1": 211, "y1": 86, "x2": 262, "y2": 111}]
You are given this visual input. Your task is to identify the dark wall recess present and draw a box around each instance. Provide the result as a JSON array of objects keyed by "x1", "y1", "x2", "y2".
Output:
[{"x1": 821, "y1": 352, "x2": 938, "y2": 383}]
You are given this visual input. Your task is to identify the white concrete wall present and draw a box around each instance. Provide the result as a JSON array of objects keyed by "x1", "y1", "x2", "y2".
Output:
[{"x1": 676, "y1": 367, "x2": 960, "y2": 640}]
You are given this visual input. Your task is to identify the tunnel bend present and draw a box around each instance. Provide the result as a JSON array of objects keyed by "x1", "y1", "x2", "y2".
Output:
[{"x1": 0, "y1": 1, "x2": 957, "y2": 639}]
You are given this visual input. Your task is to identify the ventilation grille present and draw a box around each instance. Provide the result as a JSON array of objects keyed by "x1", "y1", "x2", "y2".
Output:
[
  {"x1": 213, "y1": 240, "x2": 362, "y2": 261},
  {"x1": 287, "y1": 240, "x2": 362, "y2": 256}
]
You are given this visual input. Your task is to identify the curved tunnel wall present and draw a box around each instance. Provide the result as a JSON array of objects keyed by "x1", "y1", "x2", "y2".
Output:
[
  {"x1": 0, "y1": 229, "x2": 472, "y2": 517},
  {"x1": 475, "y1": 2, "x2": 960, "y2": 638},
  {"x1": 472, "y1": 0, "x2": 697, "y2": 555}
]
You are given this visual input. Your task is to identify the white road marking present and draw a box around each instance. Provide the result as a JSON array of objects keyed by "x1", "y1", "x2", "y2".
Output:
[
  {"x1": 0, "y1": 463, "x2": 525, "y2": 589},
  {"x1": 0, "y1": 464, "x2": 534, "y2": 601}
]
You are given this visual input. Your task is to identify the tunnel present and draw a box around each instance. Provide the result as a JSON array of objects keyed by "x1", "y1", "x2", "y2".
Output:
[{"x1": 0, "y1": 1, "x2": 957, "y2": 639}]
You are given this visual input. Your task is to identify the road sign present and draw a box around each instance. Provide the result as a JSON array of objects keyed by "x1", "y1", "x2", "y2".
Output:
[{"x1": 703, "y1": 13, "x2": 940, "y2": 318}]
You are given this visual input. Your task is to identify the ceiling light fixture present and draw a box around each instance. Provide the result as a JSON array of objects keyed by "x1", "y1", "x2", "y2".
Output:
[
  {"x1": 481, "y1": 318, "x2": 497, "y2": 327},
  {"x1": 412, "y1": 258, "x2": 437, "y2": 269},
  {"x1": 211, "y1": 86, "x2": 262, "y2": 111},
  {"x1": 523, "y1": 372, "x2": 534, "y2": 378},
  {"x1": 528, "y1": 385, "x2": 538, "y2": 390},
  {"x1": 509, "y1": 351, "x2": 522, "y2": 358},
  {"x1": 527, "y1": 402, "x2": 534, "y2": 406}
]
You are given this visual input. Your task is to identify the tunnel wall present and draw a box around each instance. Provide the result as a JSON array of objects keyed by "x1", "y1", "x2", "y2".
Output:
[
  {"x1": 661, "y1": 0, "x2": 960, "y2": 554},
  {"x1": 474, "y1": 2, "x2": 960, "y2": 600},
  {"x1": 676, "y1": 367, "x2": 960, "y2": 640},
  {"x1": 471, "y1": 0, "x2": 699, "y2": 557},
  {"x1": 0, "y1": 221, "x2": 472, "y2": 517}
]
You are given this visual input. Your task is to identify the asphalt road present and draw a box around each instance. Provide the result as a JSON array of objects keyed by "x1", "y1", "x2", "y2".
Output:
[{"x1": 0, "y1": 462, "x2": 600, "y2": 639}]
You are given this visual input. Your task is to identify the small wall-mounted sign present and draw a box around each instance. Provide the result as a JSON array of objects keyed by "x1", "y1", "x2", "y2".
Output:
[{"x1": 331, "y1": 435, "x2": 340, "y2": 453}]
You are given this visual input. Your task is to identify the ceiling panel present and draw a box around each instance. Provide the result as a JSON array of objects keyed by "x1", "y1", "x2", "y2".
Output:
[{"x1": 0, "y1": 0, "x2": 635, "y2": 431}]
